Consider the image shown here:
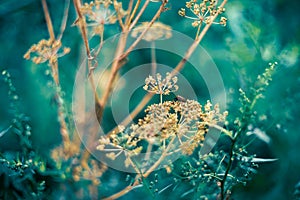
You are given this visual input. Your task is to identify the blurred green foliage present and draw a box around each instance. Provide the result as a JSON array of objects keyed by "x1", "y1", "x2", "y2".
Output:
[{"x1": 0, "y1": 0, "x2": 299, "y2": 199}]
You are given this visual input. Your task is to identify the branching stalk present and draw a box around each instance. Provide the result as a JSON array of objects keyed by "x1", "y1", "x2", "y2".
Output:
[{"x1": 41, "y1": 0, "x2": 70, "y2": 147}]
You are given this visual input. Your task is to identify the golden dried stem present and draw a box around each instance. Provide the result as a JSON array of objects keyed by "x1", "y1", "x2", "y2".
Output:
[
  {"x1": 129, "y1": 0, "x2": 141, "y2": 24},
  {"x1": 114, "y1": 0, "x2": 125, "y2": 30},
  {"x1": 151, "y1": 42, "x2": 157, "y2": 76},
  {"x1": 41, "y1": 0, "x2": 55, "y2": 41},
  {"x1": 41, "y1": 0, "x2": 71, "y2": 146},
  {"x1": 98, "y1": 32, "x2": 129, "y2": 122},
  {"x1": 73, "y1": 0, "x2": 101, "y2": 104},
  {"x1": 125, "y1": 0, "x2": 134, "y2": 26},
  {"x1": 102, "y1": 182, "x2": 138, "y2": 200},
  {"x1": 73, "y1": 0, "x2": 102, "y2": 169},
  {"x1": 129, "y1": 0, "x2": 150, "y2": 30},
  {"x1": 121, "y1": 2, "x2": 167, "y2": 60},
  {"x1": 98, "y1": 1, "x2": 166, "y2": 123}
]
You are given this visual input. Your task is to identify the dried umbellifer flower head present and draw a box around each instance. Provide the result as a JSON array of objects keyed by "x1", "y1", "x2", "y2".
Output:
[
  {"x1": 143, "y1": 72, "x2": 178, "y2": 95},
  {"x1": 178, "y1": 0, "x2": 228, "y2": 30},
  {"x1": 80, "y1": 0, "x2": 127, "y2": 36},
  {"x1": 24, "y1": 39, "x2": 70, "y2": 65}
]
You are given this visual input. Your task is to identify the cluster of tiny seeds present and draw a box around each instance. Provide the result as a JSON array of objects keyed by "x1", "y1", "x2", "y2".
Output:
[
  {"x1": 97, "y1": 99, "x2": 228, "y2": 163},
  {"x1": 143, "y1": 73, "x2": 179, "y2": 95},
  {"x1": 97, "y1": 73, "x2": 228, "y2": 167},
  {"x1": 24, "y1": 39, "x2": 70, "y2": 65},
  {"x1": 178, "y1": 0, "x2": 227, "y2": 28}
]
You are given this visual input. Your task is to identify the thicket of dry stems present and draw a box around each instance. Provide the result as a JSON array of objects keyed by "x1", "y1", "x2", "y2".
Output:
[{"x1": 24, "y1": 0, "x2": 229, "y2": 199}]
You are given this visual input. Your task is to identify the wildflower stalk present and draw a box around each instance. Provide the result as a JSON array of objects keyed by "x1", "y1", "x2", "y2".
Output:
[
  {"x1": 98, "y1": 32, "x2": 129, "y2": 121},
  {"x1": 107, "y1": 0, "x2": 228, "y2": 137},
  {"x1": 41, "y1": 0, "x2": 70, "y2": 147},
  {"x1": 41, "y1": 0, "x2": 55, "y2": 41},
  {"x1": 72, "y1": 0, "x2": 100, "y2": 98},
  {"x1": 219, "y1": 62, "x2": 276, "y2": 199},
  {"x1": 172, "y1": 0, "x2": 228, "y2": 76},
  {"x1": 125, "y1": 0, "x2": 134, "y2": 26},
  {"x1": 129, "y1": 0, "x2": 141, "y2": 24},
  {"x1": 73, "y1": 0, "x2": 103, "y2": 170},
  {"x1": 119, "y1": 1, "x2": 168, "y2": 61},
  {"x1": 114, "y1": 0, "x2": 125, "y2": 30},
  {"x1": 98, "y1": 1, "x2": 168, "y2": 123},
  {"x1": 129, "y1": 0, "x2": 150, "y2": 30}
]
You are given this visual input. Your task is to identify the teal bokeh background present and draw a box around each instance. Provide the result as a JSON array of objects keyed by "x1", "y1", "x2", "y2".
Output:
[{"x1": 0, "y1": 0, "x2": 299, "y2": 199}]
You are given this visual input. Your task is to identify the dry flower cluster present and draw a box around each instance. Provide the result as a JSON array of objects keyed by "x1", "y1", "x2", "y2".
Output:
[
  {"x1": 97, "y1": 75, "x2": 228, "y2": 171},
  {"x1": 24, "y1": 39, "x2": 70, "y2": 65},
  {"x1": 79, "y1": 0, "x2": 127, "y2": 37},
  {"x1": 179, "y1": 0, "x2": 227, "y2": 38}
]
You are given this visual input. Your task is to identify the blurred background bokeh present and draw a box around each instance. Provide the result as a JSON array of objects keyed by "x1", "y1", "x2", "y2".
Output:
[{"x1": 0, "y1": 0, "x2": 299, "y2": 199}]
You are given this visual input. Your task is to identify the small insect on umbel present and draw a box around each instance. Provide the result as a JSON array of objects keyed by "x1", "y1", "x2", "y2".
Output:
[{"x1": 174, "y1": 95, "x2": 186, "y2": 102}]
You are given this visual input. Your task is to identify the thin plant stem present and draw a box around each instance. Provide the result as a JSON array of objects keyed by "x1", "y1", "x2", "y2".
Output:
[
  {"x1": 98, "y1": 32, "x2": 129, "y2": 121},
  {"x1": 41, "y1": 0, "x2": 55, "y2": 41},
  {"x1": 72, "y1": 0, "x2": 100, "y2": 102},
  {"x1": 98, "y1": 1, "x2": 166, "y2": 123},
  {"x1": 160, "y1": 93, "x2": 163, "y2": 104},
  {"x1": 57, "y1": 0, "x2": 70, "y2": 41},
  {"x1": 129, "y1": 0, "x2": 141, "y2": 23},
  {"x1": 151, "y1": 41, "x2": 157, "y2": 76},
  {"x1": 113, "y1": 0, "x2": 125, "y2": 30},
  {"x1": 125, "y1": 0, "x2": 134, "y2": 26},
  {"x1": 73, "y1": 0, "x2": 103, "y2": 169},
  {"x1": 172, "y1": 0, "x2": 228, "y2": 76},
  {"x1": 41, "y1": 0, "x2": 70, "y2": 146},
  {"x1": 129, "y1": 0, "x2": 151, "y2": 30},
  {"x1": 144, "y1": 142, "x2": 153, "y2": 161},
  {"x1": 220, "y1": 140, "x2": 234, "y2": 200},
  {"x1": 120, "y1": 2, "x2": 167, "y2": 61},
  {"x1": 195, "y1": 22, "x2": 202, "y2": 40}
]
